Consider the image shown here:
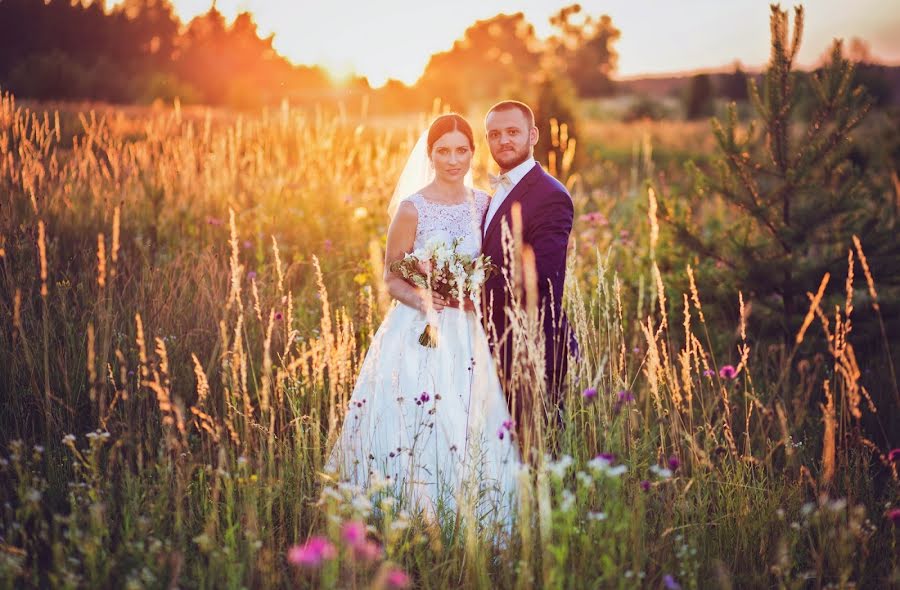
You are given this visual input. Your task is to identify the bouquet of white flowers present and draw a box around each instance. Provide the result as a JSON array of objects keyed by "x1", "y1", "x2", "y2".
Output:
[{"x1": 390, "y1": 235, "x2": 496, "y2": 347}]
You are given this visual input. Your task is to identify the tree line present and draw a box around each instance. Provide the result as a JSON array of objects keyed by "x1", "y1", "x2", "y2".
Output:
[{"x1": 0, "y1": 1, "x2": 622, "y2": 110}]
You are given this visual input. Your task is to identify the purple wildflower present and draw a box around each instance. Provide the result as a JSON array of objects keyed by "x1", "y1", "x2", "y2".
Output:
[
  {"x1": 582, "y1": 387, "x2": 598, "y2": 401},
  {"x1": 640, "y1": 480, "x2": 651, "y2": 492},
  {"x1": 613, "y1": 389, "x2": 635, "y2": 415},
  {"x1": 502, "y1": 419, "x2": 515, "y2": 431},
  {"x1": 498, "y1": 428, "x2": 505, "y2": 441},
  {"x1": 243, "y1": 240, "x2": 253, "y2": 250},
  {"x1": 668, "y1": 455, "x2": 681, "y2": 471},
  {"x1": 275, "y1": 311, "x2": 284, "y2": 321},
  {"x1": 889, "y1": 508, "x2": 900, "y2": 525},
  {"x1": 287, "y1": 536, "x2": 336, "y2": 568},
  {"x1": 719, "y1": 365, "x2": 738, "y2": 379},
  {"x1": 596, "y1": 452, "x2": 615, "y2": 462},
  {"x1": 888, "y1": 448, "x2": 900, "y2": 462},
  {"x1": 663, "y1": 574, "x2": 681, "y2": 590},
  {"x1": 247, "y1": 270, "x2": 257, "y2": 281},
  {"x1": 419, "y1": 392, "x2": 430, "y2": 403},
  {"x1": 703, "y1": 369, "x2": 715, "y2": 377}
]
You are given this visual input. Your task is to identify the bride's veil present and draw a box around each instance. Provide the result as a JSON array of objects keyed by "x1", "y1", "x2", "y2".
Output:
[{"x1": 386, "y1": 127, "x2": 474, "y2": 220}]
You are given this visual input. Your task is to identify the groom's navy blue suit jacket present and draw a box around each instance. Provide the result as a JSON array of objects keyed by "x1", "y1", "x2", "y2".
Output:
[{"x1": 480, "y1": 161, "x2": 576, "y2": 405}]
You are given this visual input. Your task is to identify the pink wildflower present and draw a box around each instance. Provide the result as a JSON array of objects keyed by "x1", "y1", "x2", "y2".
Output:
[
  {"x1": 719, "y1": 365, "x2": 737, "y2": 379},
  {"x1": 385, "y1": 568, "x2": 411, "y2": 589},
  {"x1": 287, "y1": 536, "x2": 336, "y2": 568}
]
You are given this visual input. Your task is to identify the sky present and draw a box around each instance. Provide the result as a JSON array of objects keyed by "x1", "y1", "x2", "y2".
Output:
[{"x1": 141, "y1": 0, "x2": 900, "y2": 86}]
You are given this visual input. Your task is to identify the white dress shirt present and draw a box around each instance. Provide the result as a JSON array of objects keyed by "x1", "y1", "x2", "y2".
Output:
[{"x1": 483, "y1": 157, "x2": 535, "y2": 236}]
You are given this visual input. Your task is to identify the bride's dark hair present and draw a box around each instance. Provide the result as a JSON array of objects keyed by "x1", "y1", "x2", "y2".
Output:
[{"x1": 426, "y1": 114, "x2": 475, "y2": 155}]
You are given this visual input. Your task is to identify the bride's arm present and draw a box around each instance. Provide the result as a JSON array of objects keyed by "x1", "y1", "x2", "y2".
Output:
[{"x1": 384, "y1": 201, "x2": 447, "y2": 312}]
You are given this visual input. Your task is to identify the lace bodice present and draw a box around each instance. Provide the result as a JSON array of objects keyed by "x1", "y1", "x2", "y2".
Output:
[{"x1": 404, "y1": 190, "x2": 490, "y2": 257}]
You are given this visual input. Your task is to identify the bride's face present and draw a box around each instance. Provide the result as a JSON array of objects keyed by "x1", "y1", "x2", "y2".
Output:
[{"x1": 430, "y1": 130, "x2": 472, "y2": 183}]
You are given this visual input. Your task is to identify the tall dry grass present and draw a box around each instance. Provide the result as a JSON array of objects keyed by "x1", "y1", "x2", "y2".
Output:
[{"x1": 0, "y1": 89, "x2": 897, "y2": 588}]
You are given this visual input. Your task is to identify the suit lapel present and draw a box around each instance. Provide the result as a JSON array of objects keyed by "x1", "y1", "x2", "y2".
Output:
[{"x1": 483, "y1": 162, "x2": 542, "y2": 245}]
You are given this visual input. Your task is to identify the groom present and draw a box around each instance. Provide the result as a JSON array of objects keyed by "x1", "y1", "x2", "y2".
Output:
[{"x1": 480, "y1": 100, "x2": 576, "y2": 443}]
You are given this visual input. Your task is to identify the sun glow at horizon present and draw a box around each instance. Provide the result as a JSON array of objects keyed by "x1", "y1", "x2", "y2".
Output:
[{"x1": 128, "y1": 0, "x2": 900, "y2": 88}]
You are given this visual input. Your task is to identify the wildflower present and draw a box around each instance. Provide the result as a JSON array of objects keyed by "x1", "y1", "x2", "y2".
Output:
[
  {"x1": 719, "y1": 365, "x2": 737, "y2": 379},
  {"x1": 419, "y1": 392, "x2": 430, "y2": 403},
  {"x1": 632, "y1": 347, "x2": 641, "y2": 354},
  {"x1": 353, "y1": 539, "x2": 382, "y2": 562},
  {"x1": 25, "y1": 489, "x2": 42, "y2": 503},
  {"x1": 613, "y1": 389, "x2": 635, "y2": 415},
  {"x1": 385, "y1": 568, "x2": 411, "y2": 589},
  {"x1": 242, "y1": 240, "x2": 252, "y2": 249},
  {"x1": 287, "y1": 536, "x2": 336, "y2": 568},
  {"x1": 560, "y1": 489, "x2": 575, "y2": 512},
  {"x1": 888, "y1": 448, "x2": 900, "y2": 462},
  {"x1": 275, "y1": 311, "x2": 284, "y2": 321},
  {"x1": 547, "y1": 454, "x2": 574, "y2": 479},
  {"x1": 501, "y1": 419, "x2": 515, "y2": 432},
  {"x1": 663, "y1": 574, "x2": 681, "y2": 590},
  {"x1": 323, "y1": 239, "x2": 333, "y2": 252},
  {"x1": 62, "y1": 434, "x2": 76, "y2": 445},
  {"x1": 640, "y1": 480, "x2": 651, "y2": 492},
  {"x1": 247, "y1": 270, "x2": 257, "y2": 281},
  {"x1": 206, "y1": 216, "x2": 224, "y2": 226},
  {"x1": 587, "y1": 511, "x2": 607, "y2": 521},
  {"x1": 582, "y1": 387, "x2": 598, "y2": 401},
  {"x1": 649, "y1": 464, "x2": 673, "y2": 479},
  {"x1": 341, "y1": 520, "x2": 366, "y2": 546},
  {"x1": 888, "y1": 508, "x2": 900, "y2": 525},
  {"x1": 703, "y1": 369, "x2": 715, "y2": 377},
  {"x1": 497, "y1": 428, "x2": 505, "y2": 441},
  {"x1": 353, "y1": 207, "x2": 368, "y2": 220},
  {"x1": 588, "y1": 454, "x2": 627, "y2": 477},
  {"x1": 351, "y1": 494, "x2": 373, "y2": 516},
  {"x1": 668, "y1": 455, "x2": 680, "y2": 471},
  {"x1": 579, "y1": 211, "x2": 607, "y2": 225}
]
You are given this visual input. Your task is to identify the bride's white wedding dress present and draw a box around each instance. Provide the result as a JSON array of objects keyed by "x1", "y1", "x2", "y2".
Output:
[{"x1": 327, "y1": 189, "x2": 520, "y2": 528}]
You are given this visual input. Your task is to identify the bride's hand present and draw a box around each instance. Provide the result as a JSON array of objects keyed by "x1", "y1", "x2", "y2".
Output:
[
  {"x1": 445, "y1": 297, "x2": 476, "y2": 311},
  {"x1": 418, "y1": 290, "x2": 447, "y2": 312}
]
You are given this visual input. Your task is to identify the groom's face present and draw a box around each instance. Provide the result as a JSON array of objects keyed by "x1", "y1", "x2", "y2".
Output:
[{"x1": 485, "y1": 109, "x2": 537, "y2": 172}]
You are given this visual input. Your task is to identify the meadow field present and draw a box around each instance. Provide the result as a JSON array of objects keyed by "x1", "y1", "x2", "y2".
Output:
[{"x1": 0, "y1": 85, "x2": 898, "y2": 590}]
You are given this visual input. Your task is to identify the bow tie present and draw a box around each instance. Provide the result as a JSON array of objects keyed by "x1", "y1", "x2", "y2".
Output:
[{"x1": 489, "y1": 173, "x2": 512, "y2": 191}]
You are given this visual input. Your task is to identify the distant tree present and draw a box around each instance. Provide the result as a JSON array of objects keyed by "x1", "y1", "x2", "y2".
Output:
[
  {"x1": 547, "y1": 4, "x2": 620, "y2": 97},
  {"x1": 662, "y1": 6, "x2": 900, "y2": 343},
  {"x1": 418, "y1": 13, "x2": 542, "y2": 109},
  {"x1": 684, "y1": 73, "x2": 715, "y2": 119},
  {"x1": 719, "y1": 62, "x2": 750, "y2": 102}
]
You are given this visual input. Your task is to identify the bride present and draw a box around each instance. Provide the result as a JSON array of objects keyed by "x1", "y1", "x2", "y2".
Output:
[{"x1": 326, "y1": 114, "x2": 520, "y2": 529}]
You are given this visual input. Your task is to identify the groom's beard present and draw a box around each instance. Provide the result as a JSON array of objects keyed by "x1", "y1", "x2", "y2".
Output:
[{"x1": 492, "y1": 146, "x2": 530, "y2": 172}]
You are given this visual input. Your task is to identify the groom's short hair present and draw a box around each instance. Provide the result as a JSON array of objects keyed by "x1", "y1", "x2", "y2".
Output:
[{"x1": 486, "y1": 100, "x2": 535, "y2": 129}]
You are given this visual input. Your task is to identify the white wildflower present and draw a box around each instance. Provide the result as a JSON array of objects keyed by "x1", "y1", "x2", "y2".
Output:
[{"x1": 546, "y1": 454, "x2": 574, "y2": 479}]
